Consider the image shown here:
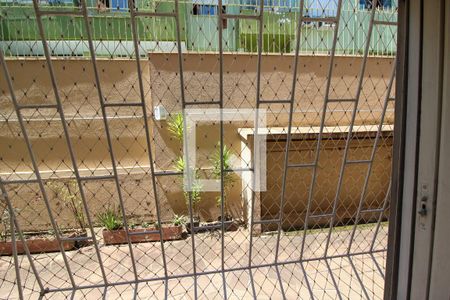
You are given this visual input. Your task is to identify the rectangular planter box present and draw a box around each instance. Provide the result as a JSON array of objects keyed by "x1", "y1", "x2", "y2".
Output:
[
  {"x1": 0, "y1": 231, "x2": 84, "y2": 256},
  {"x1": 102, "y1": 226, "x2": 183, "y2": 245},
  {"x1": 186, "y1": 220, "x2": 239, "y2": 234}
]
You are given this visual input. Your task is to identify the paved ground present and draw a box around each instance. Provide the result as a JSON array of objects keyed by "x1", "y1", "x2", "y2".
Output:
[{"x1": 0, "y1": 224, "x2": 387, "y2": 299}]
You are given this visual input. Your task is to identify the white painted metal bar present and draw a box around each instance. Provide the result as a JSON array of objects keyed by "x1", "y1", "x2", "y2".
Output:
[
  {"x1": 298, "y1": 0, "x2": 344, "y2": 261},
  {"x1": 1, "y1": 22, "x2": 77, "y2": 286},
  {"x1": 247, "y1": 0, "x2": 265, "y2": 268},
  {"x1": 173, "y1": 0, "x2": 199, "y2": 297},
  {"x1": 347, "y1": 59, "x2": 397, "y2": 254},
  {"x1": 323, "y1": 1, "x2": 378, "y2": 257},
  {"x1": 0, "y1": 183, "x2": 23, "y2": 300},
  {"x1": 32, "y1": 0, "x2": 109, "y2": 287},
  {"x1": 76, "y1": 0, "x2": 140, "y2": 282}
]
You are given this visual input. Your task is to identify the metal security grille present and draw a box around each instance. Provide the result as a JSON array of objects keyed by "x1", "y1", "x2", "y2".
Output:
[{"x1": 0, "y1": 0, "x2": 397, "y2": 298}]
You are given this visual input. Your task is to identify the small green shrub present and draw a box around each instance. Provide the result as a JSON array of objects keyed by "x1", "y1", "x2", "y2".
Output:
[
  {"x1": 97, "y1": 207, "x2": 123, "y2": 231},
  {"x1": 168, "y1": 112, "x2": 203, "y2": 219},
  {"x1": 172, "y1": 214, "x2": 186, "y2": 226},
  {"x1": 175, "y1": 156, "x2": 203, "y2": 217},
  {"x1": 167, "y1": 112, "x2": 184, "y2": 142},
  {"x1": 211, "y1": 143, "x2": 235, "y2": 217},
  {"x1": 47, "y1": 180, "x2": 87, "y2": 231}
]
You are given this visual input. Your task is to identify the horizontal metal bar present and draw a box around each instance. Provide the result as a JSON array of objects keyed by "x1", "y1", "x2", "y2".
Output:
[
  {"x1": 154, "y1": 168, "x2": 252, "y2": 177},
  {"x1": 44, "y1": 249, "x2": 388, "y2": 294},
  {"x1": 134, "y1": 11, "x2": 176, "y2": 18},
  {"x1": 103, "y1": 102, "x2": 143, "y2": 108},
  {"x1": 79, "y1": 175, "x2": 115, "y2": 181},
  {"x1": 192, "y1": 220, "x2": 235, "y2": 232},
  {"x1": 253, "y1": 219, "x2": 280, "y2": 225},
  {"x1": 1, "y1": 178, "x2": 38, "y2": 185},
  {"x1": 259, "y1": 100, "x2": 292, "y2": 104},
  {"x1": 388, "y1": 97, "x2": 396, "y2": 102},
  {"x1": 127, "y1": 229, "x2": 160, "y2": 236},
  {"x1": 18, "y1": 103, "x2": 58, "y2": 110},
  {"x1": 360, "y1": 208, "x2": 385, "y2": 214},
  {"x1": 346, "y1": 159, "x2": 372, "y2": 165},
  {"x1": 154, "y1": 170, "x2": 182, "y2": 177},
  {"x1": 1, "y1": 175, "x2": 115, "y2": 184},
  {"x1": 222, "y1": 14, "x2": 260, "y2": 20},
  {"x1": 327, "y1": 98, "x2": 356, "y2": 103},
  {"x1": 38, "y1": 10, "x2": 83, "y2": 16},
  {"x1": 228, "y1": 167, "x2": 253, "y2": 173},
  {"x1": 60, "y1": 235, "x2": 92, "y2": 242},
  {"x1": 287, "y1": 163, "x2": 316, "y2": 169},
  {"x1": 308, "y1": 213, "x2": 333, "y2": 219},
  {"x1": 184, "y1": 101, "x2": 221, "y2": 106},
  {"x1": 303, "y1": 17, "x2": 337, "y2": 23},
  {"x1": 373, "y1": 20, "x2": 397, "y2": 26}
]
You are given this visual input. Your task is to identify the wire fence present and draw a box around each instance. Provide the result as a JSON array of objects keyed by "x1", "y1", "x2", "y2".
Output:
[
  {"x1": 0, "y1": 0, "x2": 397, "y2": 56},
  {"x1": 0, "y1": 0, "x2": 396, "y2": 298}
]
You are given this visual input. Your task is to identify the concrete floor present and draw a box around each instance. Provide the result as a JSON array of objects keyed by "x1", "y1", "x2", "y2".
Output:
[{"x1": 0, "y1": 224, "x2": 387, "y2": 299}]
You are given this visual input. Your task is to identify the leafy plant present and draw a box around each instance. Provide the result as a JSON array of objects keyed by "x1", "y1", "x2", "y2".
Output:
[
  {"x1": 168, "y1": 113, "x2": 203, "y2": 219},
  {"x1": 97, "y1": 207, "x2": 123, "y2": 231},
  {"x1": 174, "y1": 156, "x2": 202, "y2": 218},
  {"x1": 167, "y1": 112, "x2": 184, "y2": 142},
  {"x1": 0, "y1": 205, "x2": 16, "y2": 242},
  {"x1": 47, "y1": 180, "x2": 87, "y2": 231},
  {"x1": 172, "y1": 214, "x2": 186, "y2": 226},
  {"x1": 211, "y1": 143, "x2": 235, "y2": 217}
]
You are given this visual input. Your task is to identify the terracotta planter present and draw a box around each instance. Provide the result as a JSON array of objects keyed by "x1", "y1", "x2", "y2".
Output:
[
  {"x1": 102, "y1": 225, "x2": 183, "y2": 245},
  {"x1": 187, "y1": 220, "x2": 239, "y2": 233},
  {"x1": 0, "y1": 231, "x2": 84, "y2": 256}
]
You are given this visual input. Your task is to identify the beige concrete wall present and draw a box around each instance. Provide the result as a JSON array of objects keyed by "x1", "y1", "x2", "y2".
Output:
[{"x1": 0, "y1": 54, "x2": 394, "y2": 232}]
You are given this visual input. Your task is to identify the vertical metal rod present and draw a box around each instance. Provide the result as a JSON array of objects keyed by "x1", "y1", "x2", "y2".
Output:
[
  {"x1": 1, "y1": 185, "x2": 24, "y2": 300},
  {"x1": 299, "y1": 0, "x2": 344, "y2": 260},
  {"x1": 247, "y1": 0, "x2": 265, "y2": 267},
  {"x1": 371, "y1": 252, "x2": 386, "y2": 278},
  {"x1": 36, "y1": 0, "x2": 108, "y2": 284},
  {"x1": 33, "y1": 0, "x2": 138, "y2": 281},
  {"x1": 275, "y1": 266, "x2": 287, "y2": 300},
  {"x1": 347, "y1": 59, "x2": 396, "y2": 254},
  {"x1": 217, "y1": 1, "x2": 227, "y2": 298},
  {"x1": 299, "y1": 262, "x2": 315, "y2": 299},
  {"x1": 348, "y1": 257, "x2": 370, "y2": 300},
  {"x1": 1, "y1": 24, "x2": 76, "y2": 286},
  {"x1": 127, "y1": 0, "x2": 168, "y2": 279},
  {"x1": 173, "y1": 0, "x2": 198, "y2": 297},
  {"x1": 0, "y1": 179, "x2": 44, "y2": 292},
  {"x1": 273, "y1": 0, "x2": 305, "y2": 263},
  {"x1": 32, "y1": 1, "x2": 109, "y2": 286},
  {"x1": 324, "y1": 0, "x2": 378, "y2": 257},
  {"x1": 323, "y1": 3, "x2": 377, "y2": 256},
  {"x1": 370, "y1": 182, "x2": 391, "y2": 252},
  {"x1": 325, "y1": 259, "x2": 343, "y2": 300}
]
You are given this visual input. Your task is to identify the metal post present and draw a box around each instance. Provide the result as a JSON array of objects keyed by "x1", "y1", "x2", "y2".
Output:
[
  {"x1": 1, "y1": 33, "x2": 76, "y2": 287},
  {"x1": 297, "y1": 0, "x2": 344, "y2": 260},
  {"x1": 273, "y1": 0, "x2": 305, "y2": 263},
  {"x1": 347, "y1": 59, "x2": 396, "y2": 254},
  {"x1": 323, "y1": 2, "x2": 377, "y2": 256},
  {"x1": 173, "y1": 0, "x2": 198, "y2": 297},
  {"x1": 32, "y1": 0, "x2": 109, "y2": 285},
  {"x1": 248, "y1": 0, "x2": 265, "y2": 268},
  {"x1": 217, "y1": 0, "x2": 227, "y2": 297},
  {"x1": 0, "y1": 183, "x2": 24, "y2": 300},
  {"x1": 0, "y1": 185, "x2": 44, "y2": 293},
  {"x1": 31, "y1": 0, "x2": 140, "y2": 282},
  {"x1": 127, "y1": 0, "x2": 169, "y2": 280}
]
